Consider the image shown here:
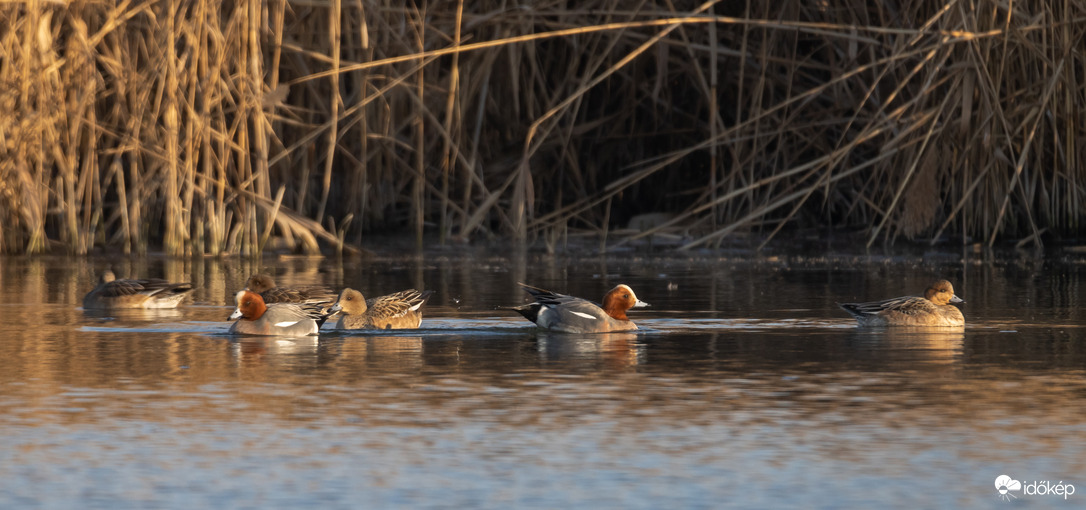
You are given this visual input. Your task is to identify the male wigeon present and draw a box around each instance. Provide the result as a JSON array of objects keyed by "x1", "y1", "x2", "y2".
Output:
[
  {"x1": 839, "y1": 279, "x2": 965, "y2": 327},
  {"x1": 329, "y1": 288, "x2": 434, "y2": 329},
  {"x1": 245, "y1": 273, "x2": 336, "y2": 305},
  {"x1": 229, "y1": 290, "x2": 332, "y2": 336},
  {"x1": 82, "y1": 270, "x2": 195, "y2": 309},
  {"x1": 505, "y1": 283, "x2": 649, "y2": 334}
]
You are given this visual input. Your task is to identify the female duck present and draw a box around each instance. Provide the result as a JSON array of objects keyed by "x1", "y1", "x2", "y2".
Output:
[
  {"x1": 839, "y1": 279, "x2": 965, "y2": 327},
  {"x1": 83, "y1": 270, "x2": 195, "y2": 309},
  {"x1": 245, "y1": 273, "x2": 337, "y2": 305},
  {"x1": 329, "y1": 288, "x2": 433, "y2": 329},
  {"x1": 229, "y1": 290, "x2": 331, "y2": 336},
  {"x1": 506, "y1": 283, "x2": 649, "y2": 334}
]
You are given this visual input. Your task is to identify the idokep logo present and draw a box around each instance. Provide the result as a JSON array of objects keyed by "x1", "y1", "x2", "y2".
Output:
[
  {"x1": 995, "y1": 475, "x2": 1021, "y2": 501},
  {"x1": 995, "y1": 475, "x2": 1075, "y2": 502}
]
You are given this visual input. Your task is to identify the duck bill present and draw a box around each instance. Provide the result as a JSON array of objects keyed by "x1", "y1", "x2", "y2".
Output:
[
  {"x1": 633, "y1": 299, "x2": 649, "y2": 308},
  {"x1": 229, "y1": 308, "x2": 243, "y2": 320},
  {"x1": 950, "y1": 295, "x2": 964, "y2": 304},
  {"x1": 329, "y1": 302, "x2": 342, "y2": 314}
]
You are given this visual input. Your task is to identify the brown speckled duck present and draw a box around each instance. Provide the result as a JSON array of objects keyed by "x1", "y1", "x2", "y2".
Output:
[
  {"x1": 245, "y1": 273, "x2": 336, "y2": 305},
  {"x1": 839, "y1": 280, "x2": 965, "y2": 327},
  {"x1": 329, "y1": 288, "x2": 433, "y2": 330},
  {"x1": 82, "y1": 270, "x2": 195, "y2": 310}
]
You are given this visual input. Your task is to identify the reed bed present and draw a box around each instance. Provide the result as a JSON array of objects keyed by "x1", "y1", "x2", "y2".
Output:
[{"x1": 0, "y1": 0, "x2": 1083, "y2": 255}]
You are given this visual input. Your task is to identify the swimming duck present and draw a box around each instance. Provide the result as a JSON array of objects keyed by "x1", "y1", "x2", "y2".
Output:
[
  {"x1": 229, "y1": 290, "x2": 331, "y2": 336},
  {"x1": 82, "y1": 270, "x2": 195, "y2": 309},
  {"x1": 505, "y1": 283, "x2": 649, "y2": 334},
  {"x1": 244, "y1": 273, "x2": 336, "y2": 305},
  {"x1": 839, "y1": 279, "x2": 965, "y2": 327},
  {"x1": 329, "y1": 288, "x2": 434, "y2": 329}
]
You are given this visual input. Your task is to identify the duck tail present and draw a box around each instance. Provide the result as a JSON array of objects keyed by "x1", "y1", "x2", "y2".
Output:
[
  {"x1": 837, "y1": 302, "x2": 864, "y2": 319},
  {"x1": 499, "y1": 303, "x2": 542, "y2": 323},
  {"x1": 300, "y1": 303, "x2": 335, "y2": 328},
  {"x1": 415, "y1": 289, "x2": 435, "y2": 308},
  {"x1": 516, "y1": 282, "x2": 562, "y2": 301}
]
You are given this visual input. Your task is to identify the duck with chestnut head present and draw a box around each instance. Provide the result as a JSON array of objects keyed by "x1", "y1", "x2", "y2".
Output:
[
  {"x1": 505, "y1": 283, "x2": 649, "y2": 334},
  {"x1": 229, "y1": 290, "x2": 331, "y2": 336}
]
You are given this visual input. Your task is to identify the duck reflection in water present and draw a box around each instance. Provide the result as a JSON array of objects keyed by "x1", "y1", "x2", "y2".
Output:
[
  {"x1": 536, "y1": 332, "x2": 644, "y2": 369},
  {"x1": 233, "y1": 336, "x2": 318, "y2": 356},
  {"x1": 337, "y1": 336, "x2": 425, "y2": 371},
  {"x1": 847, "y1": 327, "x2": 965, "y2": 365}
]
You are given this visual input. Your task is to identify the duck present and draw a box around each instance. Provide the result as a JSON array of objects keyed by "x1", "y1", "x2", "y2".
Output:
[
  {"x1": 839, "y1": 279, "x2": 965, "y2": 327},
  {"x1": 82, "y1": 269, "x2": 195, "y2": 309},
  {"x1": 329, "y1": 288, "x2": 434, "y2": 329},
  {"x1": 244, "y1": 273, "x2": 336, "y2": 305},
  {"x1": 505, "y1": 282, "x2": 649, "y2": 334},
  {"x1": 229, "y1": 290, "x2": 332, "y2": 336}
]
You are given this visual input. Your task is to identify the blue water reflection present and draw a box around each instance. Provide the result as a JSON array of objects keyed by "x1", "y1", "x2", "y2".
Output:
[{"x1": 1, "y1": 253, "x2": 1085, "y2": 509}]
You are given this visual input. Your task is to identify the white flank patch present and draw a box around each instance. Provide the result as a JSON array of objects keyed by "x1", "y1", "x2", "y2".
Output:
[
  {"x1": 570, "y1": 311, "x2": 598, "y2": 320},
  {"x1": 537, "y1": 307, "x2": 554, "y2": 328},
  {"x1": 274, "y1": 321, "x2": 300, "y2": 327}
]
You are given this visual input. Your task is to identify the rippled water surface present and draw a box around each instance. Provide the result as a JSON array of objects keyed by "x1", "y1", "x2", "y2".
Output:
[{"x1": 2, "y1": 250, "x2": 1085, "y2": 508}]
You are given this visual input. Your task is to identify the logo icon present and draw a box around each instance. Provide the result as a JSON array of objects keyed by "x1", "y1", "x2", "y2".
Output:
[{"x1": 996, "y1": 475, "x2": 1022, "y2": 502}]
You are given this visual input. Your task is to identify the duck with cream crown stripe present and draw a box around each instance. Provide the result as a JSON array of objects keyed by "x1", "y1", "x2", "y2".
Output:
[
  {"x1": 839, "y1": 279, "x2": 965, "y2": 327},
  {"x1": 229, "y1": 290, "x2": 332, "y2": 336},
  {"x1": 505, "y1": 283, "x2": 649, "y2": 334}
]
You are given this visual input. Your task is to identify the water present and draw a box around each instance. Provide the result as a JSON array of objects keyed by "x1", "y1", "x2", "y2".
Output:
[{"x1": 1, "y1": 249, "x2": 1085, "y2": 509}]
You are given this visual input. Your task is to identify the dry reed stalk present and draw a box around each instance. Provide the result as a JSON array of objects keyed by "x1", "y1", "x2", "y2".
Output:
[
  {"x1": 0, "y1": 1, "x2": 1083, "y2": 255},
  {"x1": 314, "y1": 0, "x2": 341, "y2": 223},
  {"x1": 412, "y1": 2, "x2": 426, "y2": 249},
  {"x1": 437, "y1": 0, "x2": 463, "y2": 245}
]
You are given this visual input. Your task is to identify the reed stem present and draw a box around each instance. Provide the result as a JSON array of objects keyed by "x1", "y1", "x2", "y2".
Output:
[{"x1": 0, "y1": 1, "x2": 1081, "y2": 255}]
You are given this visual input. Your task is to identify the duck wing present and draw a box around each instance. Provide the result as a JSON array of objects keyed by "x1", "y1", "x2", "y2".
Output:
[
  {"x1": 267, "y1": 302, "x2": 333, "y2": 327},
  {"x1": 840, "y1": 295, "x2": 932, "y2": 317},
  {"x1": 517, "y1": 282, "x2": 600, "y2": 307},
  {"x1": 98, "y1": 278, "x2": 193, "y2": 298},
  {"x1": 368, "y1": 289, "x2": 433, "y2": 318},
  {"x1": 259, "y1": 286, "x2": 337, "y2": 305}
]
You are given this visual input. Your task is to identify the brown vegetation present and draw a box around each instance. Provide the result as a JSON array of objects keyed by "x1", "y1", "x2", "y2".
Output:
[{"x1": 0, "y1": 0, "x2": 1083, "y2": 255}]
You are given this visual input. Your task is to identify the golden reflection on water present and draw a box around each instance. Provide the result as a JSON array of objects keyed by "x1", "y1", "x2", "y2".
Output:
[
  {"x1": 851, "y1": 327, "x2": 965, "y2": 364},
  {"x1": 339, "y1": 336, "x2": 425, "y2": 369},
  {"x1": 537, "y1": 332, "x2": 645, "y2": 369},
  {"x1": 2, "y1": 256, "x2": 1086, "y2": 507}
]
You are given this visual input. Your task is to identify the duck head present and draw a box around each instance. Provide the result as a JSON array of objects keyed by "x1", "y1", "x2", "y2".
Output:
[
  {"x1": 602, "y1": 284, "x2": 649, "y2": 320},
  {"x1": 329, "y1": 288, "x2": 368, "y2": 315},
  {"x1": 230, "y1": 290, "x2": 267, "y2": 320},
  {"x1": 245, "y1": 273, "x2": 277, "y2": 294},
  {"x1": 925, "y1": 280, "x2": 964, "y2": 306}
]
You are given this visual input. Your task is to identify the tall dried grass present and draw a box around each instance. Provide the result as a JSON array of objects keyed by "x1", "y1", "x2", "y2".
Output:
[{"x1": 0, "y1": 0, "x2": 1083, "y2": 255}]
